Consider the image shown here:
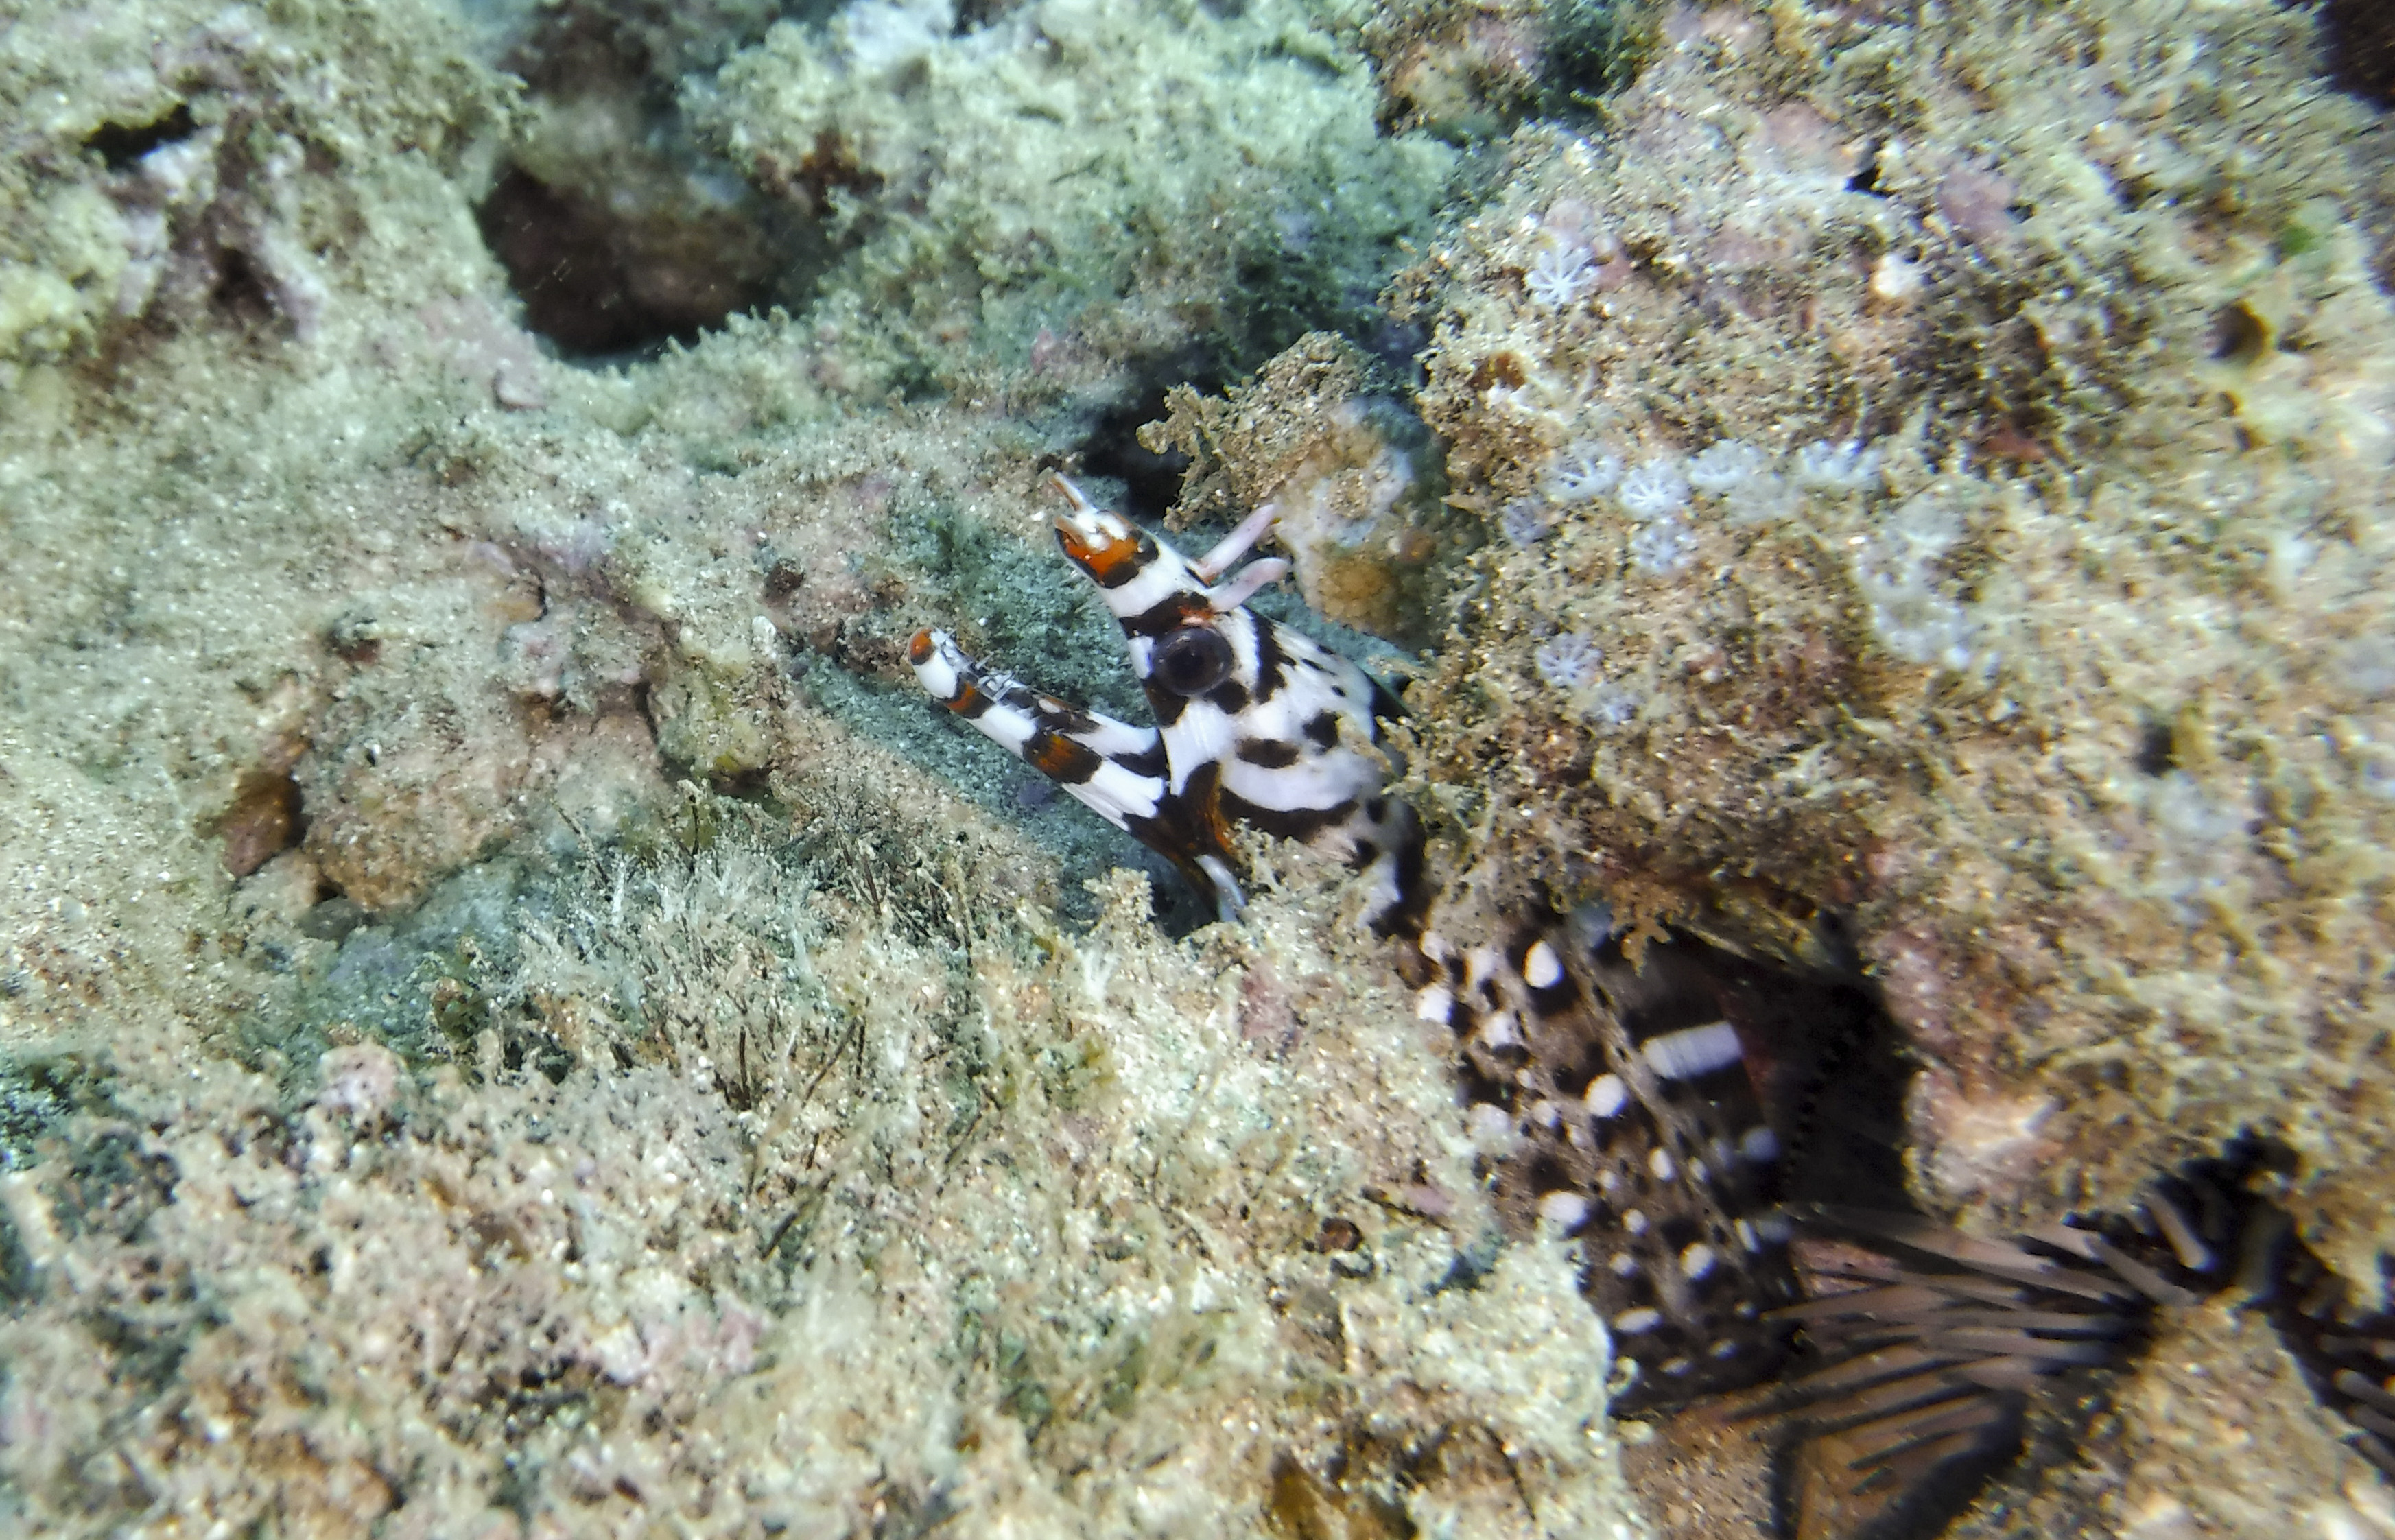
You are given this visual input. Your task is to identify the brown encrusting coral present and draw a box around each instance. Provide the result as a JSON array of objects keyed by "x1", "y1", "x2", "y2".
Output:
[{"x1": 1137, "y1": 332, "x2": 1465, "y2": 648}]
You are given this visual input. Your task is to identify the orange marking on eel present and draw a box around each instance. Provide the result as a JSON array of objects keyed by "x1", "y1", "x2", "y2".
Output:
[
  {"x1": 1180, "y1": 758, "x2": 1238, "y2": 861},
  {"x1": 1054, "y1": 520, "x2": 1146, "y2": 584},
  {"x1": 1026, "y1": 732, "x2": 1102, "y2": 782},
  {"x1": 907, "y1": 629, "x2": 936, "y2": 665}
]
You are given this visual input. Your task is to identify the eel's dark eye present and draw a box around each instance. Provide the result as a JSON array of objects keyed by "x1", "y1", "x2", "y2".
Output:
[{"x1": 1153, "y1": 625, "x2": 1235, "y2": 696}]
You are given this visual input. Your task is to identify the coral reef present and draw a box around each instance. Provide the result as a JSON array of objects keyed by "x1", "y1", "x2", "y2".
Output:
[
  {"x1": 1, "y1": 822, "x2": 1634, "y2": 1535},
  {"x1": 1399, "y1": 0, "x2": 2395, "y2": 1255},
  {"x1": 1359, "y1": 0, "x2": 1642, "y2": 142},
  {"x1": 687, "y1": 0, "x2": 1458, "y2": 405},
  {"x1": 468, "y1": 0, "x2": 818, "y2": 356},
  {"x1": 0, "y1": 3, "x2": 495, "y2": 376},
  {"x1": 1377, "y1": 0, "x2": 2395, "y2": 1529},
  {"x1": 1, "y1": 0, "x2": 2392, "y2": 1535},
  {"x1": 0, "y1": 1, "x2": 1596, "y2": 1533}
]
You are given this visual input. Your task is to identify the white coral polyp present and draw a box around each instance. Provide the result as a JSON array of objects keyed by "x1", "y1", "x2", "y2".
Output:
[
  {"x1": 1686, "y1": 440, "x2": 1766, "y2": 492},
  {"x1": 1546, "y1": 447, "x2": 1623, "y2": 504},
  {"x1": 1795, "y1": 439, "x2": 1883, "y2": 491},
  {"x1": 1585, "y1": 684, "x2": 1640, "y2": 729},
  {"x1": 1725, "y1": 473, "x2": 1800, "y2": 527},
  {"x1": 1629, "y1": 517, "x2": 1697, "y2": 576},
  {"x1": 1887, "y1": 493, "x2": 1966, "y2": 558},
  {"x1": 1855, "y1": 556, "x2": 1977, "y2": 670},
  {"x1": 1535, "y1": 632, "x2": 1601, "y2": 691},
  {"x1": 1617, "y1": 459, "x2": 1690, "y2": 519},
  {"x1": 1525, "y1": 243, "x2": 1595, "y2": 309},
  {"x1": 1500, "y1": 499, "x2": 1553, "y2": 547}
]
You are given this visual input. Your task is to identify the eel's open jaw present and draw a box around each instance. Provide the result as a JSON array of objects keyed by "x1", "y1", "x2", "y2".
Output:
[
  {"x1": 1049, "y1": 472, "x2": 1286, "y2": 611},
  {"x1": 1048, "y1": 473, "x2": 1142, "y2": 580}
]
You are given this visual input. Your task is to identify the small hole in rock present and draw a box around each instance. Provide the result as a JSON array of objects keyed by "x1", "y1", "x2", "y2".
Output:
[
  {"x1": 2134, "y1": 720, "x2": 2177, "y2": 777},
  {"x1": 1074, "y1": 370, "x2": 1218, "y2": 524},
  {"x1": 2208, "y1": 301, "x2": 2267, "y2": 365},
  {"x1": 473, "y1": 5, "x2": 828, "y2": 362},
  {"x1": 219, "y1": 770, "x2": 305, "y2": 878},
  {"x1": 84, "y1": 103, "x2": 197, "y2": 171},
  {"x1": 475, "y1": 165, "x2": 803, "y2": 362},
  {"x1": 298, "y1": 896, "x2": 366, "y2": 944},
  {"x1": 209, "y1": 246, "x2": 278, "y2": 326}
]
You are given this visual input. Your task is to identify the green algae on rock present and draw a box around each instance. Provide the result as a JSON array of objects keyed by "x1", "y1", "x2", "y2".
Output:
[{"x1": 0, "y1": 0, "x2": 1620, "y2": 1532}]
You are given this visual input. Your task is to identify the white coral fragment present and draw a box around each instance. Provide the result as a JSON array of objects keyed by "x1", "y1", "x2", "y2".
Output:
[
  {"x1": 318, "y1": 1043, "x2": 403, "y2": 1120},
  {"x1": 842, "y1": 0, "x2": 956, "y2": 71}
]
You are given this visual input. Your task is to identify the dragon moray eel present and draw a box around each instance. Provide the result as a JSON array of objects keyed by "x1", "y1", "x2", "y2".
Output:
[
  {"x1": 908, "y1": 472, "x2": 1427, "y2": 940},
  {"x1": 909, "y1": 475, "x2": 2390, "y2": 1538}
]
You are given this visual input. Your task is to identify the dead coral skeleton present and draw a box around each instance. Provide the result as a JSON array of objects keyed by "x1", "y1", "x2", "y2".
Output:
[{"x1": 94, "y1": 13, "x2": 335, "y2": 339}]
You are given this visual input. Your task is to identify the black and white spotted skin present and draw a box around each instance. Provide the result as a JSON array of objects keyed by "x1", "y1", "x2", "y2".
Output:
[
  {"x1": 1414, "y1": 900, "x2": 1796, "y2": 1411},
  {"x1": 904, "y1": 626, "x2": 1201, "y2": 885}
]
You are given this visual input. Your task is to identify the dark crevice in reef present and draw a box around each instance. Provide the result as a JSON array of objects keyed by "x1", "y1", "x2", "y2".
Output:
[
  {"x1": 481, "y1": 4, "x2": 1440, "y2": 383},
  {"x1": 1536, "y1": 0, "x2": 1642, "y2": 113},
  {"x1": 474, "y1": 3, "x2": 828, "y2": 362},
  {"x1": 1364, "y1": 0, "x2": 1644, "y2": 145},
  {"x1": 2324, "y1": 0, "x2": 2395, "y2": 108},
  {"x1": 475, "y1": 163, "x2": 801, "y2": 360},
  {"x1": 954, "y1": 0, "x2": 1037, "y2": 28},
  {"x1": 83, "y1": 102, "x2": 198, "y2": 172},
  {"x1": 1662, "y1": 931, "x2": 1920, "y2": 1218},
  {"x1": 1070, "y1": 371, "x2": 1220, "y2": 525}
]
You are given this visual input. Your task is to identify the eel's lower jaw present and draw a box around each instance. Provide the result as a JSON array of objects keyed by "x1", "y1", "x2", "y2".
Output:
[{"x1": 1191, "y1": 852, "x2": 1247, "y2": 923}]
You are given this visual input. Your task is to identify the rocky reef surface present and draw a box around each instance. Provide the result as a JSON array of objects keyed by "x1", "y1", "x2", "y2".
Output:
[{"x1": 0, "y1": 1, "x2": 2390, "y2": 1536}]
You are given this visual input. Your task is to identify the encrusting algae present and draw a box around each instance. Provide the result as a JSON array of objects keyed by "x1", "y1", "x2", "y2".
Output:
[{"x1": 0, "y1": 0, "x2": 2392, "y2": 1537}]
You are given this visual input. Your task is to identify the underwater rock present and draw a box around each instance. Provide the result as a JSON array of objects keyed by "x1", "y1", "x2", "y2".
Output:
[
  {"x1": 692, "y1": 0, "x2": 1456, "y2": 401},
  {"x1": 1395, "y1": 0, "x2": 2395, "y2": 1312},
  {"x1": 1138, "y1": 332, "x2": 1463, "y2": 647}
]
